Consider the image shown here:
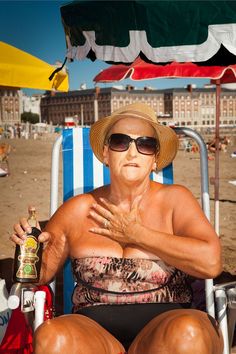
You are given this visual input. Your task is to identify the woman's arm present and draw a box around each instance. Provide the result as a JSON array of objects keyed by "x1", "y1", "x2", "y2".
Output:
[
  {"x1": 11, "y1": 194, "x2": 90, "y2": 284},
  {"x1": 11, "y1": 205, "x2": 69, "y2": 285},
  {"x1": 39, "y1": 206, "x2": 69, "y2": 284},
  {"x1": 135, "y1": 185, "x2": 222, "y2": 278}
]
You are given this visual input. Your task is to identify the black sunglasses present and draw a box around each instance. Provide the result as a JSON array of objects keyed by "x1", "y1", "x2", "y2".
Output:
[{"x1": 107, "y1": 133, "x2": 158, "y2": 155}]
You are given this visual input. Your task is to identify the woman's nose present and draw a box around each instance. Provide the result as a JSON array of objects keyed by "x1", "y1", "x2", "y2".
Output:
[{"x1": 127, "y1": 141, "x2": 138, "y2": 156}]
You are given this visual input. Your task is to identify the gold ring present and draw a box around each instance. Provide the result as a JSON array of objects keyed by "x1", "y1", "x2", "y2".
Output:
[{"x1": 104, "y1": 220, "x2": 109, "y2": 228}]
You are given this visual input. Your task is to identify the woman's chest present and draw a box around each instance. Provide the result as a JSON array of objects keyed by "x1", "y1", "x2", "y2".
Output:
[{"x1": 68, "y1": 205, "x2": 173, "y2": 259}]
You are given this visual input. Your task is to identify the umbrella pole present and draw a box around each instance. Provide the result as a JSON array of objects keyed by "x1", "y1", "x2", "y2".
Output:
[{"x1": 214, "y1": 80, "x2": 221, "y2": 235}]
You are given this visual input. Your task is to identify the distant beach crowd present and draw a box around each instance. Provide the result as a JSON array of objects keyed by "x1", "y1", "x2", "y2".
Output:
[{"x1": 0, "y1": 123, "x2": 61, "y2": 140}]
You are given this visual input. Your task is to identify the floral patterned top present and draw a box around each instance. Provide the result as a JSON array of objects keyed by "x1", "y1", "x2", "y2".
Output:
[{"x1": 71, "y1": 257, "x2": 192, "y2": 313}]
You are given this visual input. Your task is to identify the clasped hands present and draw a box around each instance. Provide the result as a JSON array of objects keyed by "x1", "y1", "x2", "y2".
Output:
[{"x1": 89, "y1": 197, "x2": 141, "y2": 244}]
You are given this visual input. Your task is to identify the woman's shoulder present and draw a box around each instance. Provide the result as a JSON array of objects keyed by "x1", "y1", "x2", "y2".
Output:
[
  {"x1": 152, "y1": 181, "x2": 192, "y2": 195},
  {"x1": 60, "y1": 185, "x2": 109, "y2": 212},
  {"x1": 151, "y1": 181, "x2": 195, "y2": 205}
]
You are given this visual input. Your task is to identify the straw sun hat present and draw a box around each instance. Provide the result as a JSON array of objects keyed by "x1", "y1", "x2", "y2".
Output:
[{"x1": 90, "y1": 102, "x2": 179, "y2": 170}]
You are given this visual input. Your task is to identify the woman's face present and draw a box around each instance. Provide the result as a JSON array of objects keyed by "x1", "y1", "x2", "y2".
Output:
[{"x1": 103, "y1": 118, "x2": 157, "y2": 184}]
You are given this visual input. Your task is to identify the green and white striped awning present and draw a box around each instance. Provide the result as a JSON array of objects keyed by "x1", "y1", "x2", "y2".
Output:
[{"x1": 60, "y1": 0, "x2": 236, "y2": 64}]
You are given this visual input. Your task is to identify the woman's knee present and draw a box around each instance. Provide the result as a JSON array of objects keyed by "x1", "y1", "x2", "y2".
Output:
[
  {"x1": 151, "y1": 310, "x2": 223, "y2": 353},
  {"x1": 34, "y1": 314, "x2": 126, "y2": 354},
  {"x1": 161, "y1": 312, "x2": 212, "y2": 353},
  {"x1": 129, "y1": 310, "x2": 223, "y2": 354},
  {"x1": 34, "y1": 316, "x2": 77, "y2": 354}
]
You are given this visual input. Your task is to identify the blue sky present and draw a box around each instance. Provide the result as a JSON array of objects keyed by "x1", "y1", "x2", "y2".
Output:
[{"x1": 0, "y1": 0, "x2": 210, "y2": 95}]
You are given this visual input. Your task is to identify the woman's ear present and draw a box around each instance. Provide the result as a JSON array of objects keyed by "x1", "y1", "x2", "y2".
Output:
[
  {"x1": 152, "y1": 158, "x2": 157, "y2": 172},
  {"x1": 103, "y1": 145, "x2": 109, "y2": 166}
]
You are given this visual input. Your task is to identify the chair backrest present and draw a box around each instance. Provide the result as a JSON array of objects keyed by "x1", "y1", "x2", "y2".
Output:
[{"x1": 62, "y1": 127, "x2": 173, "y2": 314}]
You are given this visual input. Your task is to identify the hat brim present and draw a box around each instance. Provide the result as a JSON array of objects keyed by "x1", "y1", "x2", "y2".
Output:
[{"x1": 90, "y1": 114, "x2": 178, "y2": 171}]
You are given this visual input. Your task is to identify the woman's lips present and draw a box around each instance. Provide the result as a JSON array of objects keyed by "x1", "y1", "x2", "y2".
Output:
[{"x1": 124, "y1": 163, "x2": 139, "y2": 167}]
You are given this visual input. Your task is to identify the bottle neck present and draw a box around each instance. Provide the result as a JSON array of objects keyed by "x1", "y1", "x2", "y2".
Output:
[{"x1": 28, "y1": 211, "x2": 37, "y2": 228}]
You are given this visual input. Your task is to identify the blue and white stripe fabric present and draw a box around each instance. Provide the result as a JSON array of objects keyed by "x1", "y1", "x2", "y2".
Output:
[{"x1": 62, "y1": 127, "x2": 173, "y2": 314}]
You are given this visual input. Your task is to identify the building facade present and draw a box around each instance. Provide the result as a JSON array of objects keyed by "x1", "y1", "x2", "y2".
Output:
[
  {"x1": 21, "y1": 93, "x2": 42, "y2": 121},
  {"x1": 40, "y1": 86, "x2": 236, "y2": 128},
  {"x1": 0, "y1": 87, "x2": 21, "y2": 125}
]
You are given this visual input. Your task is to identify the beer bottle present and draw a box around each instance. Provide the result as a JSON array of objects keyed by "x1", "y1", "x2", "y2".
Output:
[{"x1": 13, "y1": 206, "x2": 43, "y2": 283}]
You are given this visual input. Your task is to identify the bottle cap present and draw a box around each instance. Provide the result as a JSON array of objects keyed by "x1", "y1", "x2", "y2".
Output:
[
  {"x1": 28, "y1": 205, "x2": 36, "y2": 212},
  {"x1": 8, "y1": 295, "x2": 20, "y2": 309}
]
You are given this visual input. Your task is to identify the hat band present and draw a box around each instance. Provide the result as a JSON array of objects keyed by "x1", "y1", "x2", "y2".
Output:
[{"x1": 116, "y1": 109, "x2": 157, "y2": 123}]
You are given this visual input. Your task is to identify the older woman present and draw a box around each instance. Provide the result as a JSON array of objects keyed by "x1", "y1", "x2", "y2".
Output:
[{"x1": 12, "y1": 103, "x2": 223, "y2": 354}]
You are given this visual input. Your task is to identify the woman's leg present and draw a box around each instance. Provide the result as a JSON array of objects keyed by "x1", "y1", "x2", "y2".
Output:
[
  {"x1": 34, "y1": 314, "x2": 125, "y2": 354},
  {"x1": 128, "y1": 309, "x2": 224, "y2": 354}
]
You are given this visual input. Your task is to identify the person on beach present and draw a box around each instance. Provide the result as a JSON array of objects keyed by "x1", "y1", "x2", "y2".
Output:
[{"x1": 11, "y1": 103, "x2": 223, "y2": 354}]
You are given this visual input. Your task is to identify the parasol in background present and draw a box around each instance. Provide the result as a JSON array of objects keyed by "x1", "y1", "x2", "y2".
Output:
[
  {"x1": 0, "y1": 41, "x2": 69, "y2": 92},
  {"x1": 60, "y1": 0, "x2": 236, "y2": 234},
  {"x1": 94, "y1": 58, "x2": 236, "y2": 84}
]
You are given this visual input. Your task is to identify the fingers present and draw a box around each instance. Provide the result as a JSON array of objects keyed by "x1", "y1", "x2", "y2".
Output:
[
  {"x1": 10, "y1": 233, "x2": 25, "y2": 246},
  {"x1": 91, "y1": 201, "x2": 114, "y2": 221},
  {"x1": 15, "y1": 217, "x2": 31, "y2": 233},
  {"x1": 89, "y1": 209, "x2": 109, "y2": 227},
  {"x1": 11, "y1": 217, "x2": 29, "y2": 245},
  {"x1": 10, "y1": 230, "x2": 50, "y2": 246},
  {"x1": 11, "y1": 216, "x2": 50, "y2": 246},
  {"x1": 38, "y1": 232, "x2": 50, "y2": 243},
  {"x1": 89, "y1": 227, "x2": 111, "y2": 236},
  {"x1": 99, "y1": 197, "x2": 117, "y2": 214}
]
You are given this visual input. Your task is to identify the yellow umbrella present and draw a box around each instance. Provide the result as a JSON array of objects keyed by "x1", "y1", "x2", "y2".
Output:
[{"x1": 0, "y1": 41, "x2": 69, "y2": 91}]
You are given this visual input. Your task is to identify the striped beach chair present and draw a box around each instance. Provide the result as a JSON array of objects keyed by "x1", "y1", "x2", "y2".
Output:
[{"x1": 50, "y1": 126, "x2": 234, "y2": 354}]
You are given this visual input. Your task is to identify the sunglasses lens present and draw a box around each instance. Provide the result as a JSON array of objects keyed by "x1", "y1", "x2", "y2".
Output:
[
  {"x1": 108, "y1": 134, "x2": 130, "y2": 151},
  {"x1": 137, "y1": 137, "x2": 157, "y2": 155},
  {"x1": 108, "y1": 134, "x2": 157, "y2": 155}
]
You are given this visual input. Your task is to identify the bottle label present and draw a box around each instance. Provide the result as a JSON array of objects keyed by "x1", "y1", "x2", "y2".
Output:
[
  {"x1": 16, "y1": 235, "x2": 39, "y2": 280},
  {"x1": 21, "y1": 287, "x2": 35, "y2": 312}
]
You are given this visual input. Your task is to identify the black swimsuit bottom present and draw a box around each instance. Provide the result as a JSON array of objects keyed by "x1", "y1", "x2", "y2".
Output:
[{"x1": 76, "y1": 303, "x2": 191, "y2": 350}]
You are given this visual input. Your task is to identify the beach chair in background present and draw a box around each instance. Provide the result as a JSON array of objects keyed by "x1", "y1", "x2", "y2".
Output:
[{"x1": 50, "y1": 126, "x2": 235, "y2": 354}]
